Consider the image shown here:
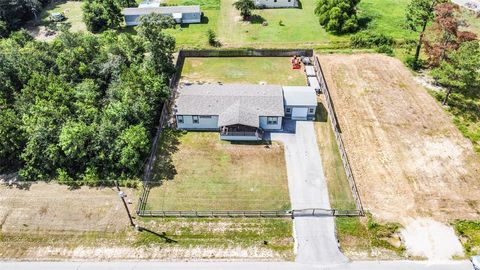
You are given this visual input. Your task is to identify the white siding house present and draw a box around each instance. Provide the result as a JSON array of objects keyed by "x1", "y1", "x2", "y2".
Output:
[
  {"x1": 122, "y1": 6, "x2": 202, "y2": 26},
  {"x1": 175, "y1": 84, "x2": 285, "y2": 140},
  {"x1": 255, "y1": 0, "x2": 297, "y2": 8},
  {"x1": 176, "y1": 115, "x2": 219, "y2": 130}
]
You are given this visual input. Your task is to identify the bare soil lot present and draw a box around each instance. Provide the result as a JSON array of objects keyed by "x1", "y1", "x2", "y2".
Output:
[
  {"x1": 318, "y1": 53, "x2": 480, "y2": 223},
  {"x1": 0, "y1": 182, "x2": 133, "y2": 233}
]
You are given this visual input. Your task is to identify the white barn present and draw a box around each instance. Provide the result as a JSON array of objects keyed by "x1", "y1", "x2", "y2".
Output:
[{"x1": 174, "y1": 84, "x2": 317, "y2": 141}]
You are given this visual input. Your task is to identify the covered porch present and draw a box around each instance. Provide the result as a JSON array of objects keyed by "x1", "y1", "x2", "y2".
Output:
[{"x1": 220, "y1": 124, "x2": 264, "y2": 141}]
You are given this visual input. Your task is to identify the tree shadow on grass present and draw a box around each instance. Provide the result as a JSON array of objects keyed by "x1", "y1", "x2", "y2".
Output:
[
  {"x1": 249, "y1": 14, "x2": 266, "y2": 24},
  {"x1": 315, "y1": 102, "x2": 328, "y2": 123},
  {"x1": 149, "y1": 128, "x2": 184, "y2": 188},
  {"x1": 179, "y1": 16, "x2": 210, "y2": 28},
  {"x1": 357, "y1": 16, "x2": 373, "y2": 31}
]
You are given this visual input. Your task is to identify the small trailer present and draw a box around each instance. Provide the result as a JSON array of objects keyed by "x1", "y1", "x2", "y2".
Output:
[
  {"x1": 305, "y1": 65, "x2": 316, "y2": 77},
  {"x1": 307, "y1": 76, "x2": 321, "y2": 93}
]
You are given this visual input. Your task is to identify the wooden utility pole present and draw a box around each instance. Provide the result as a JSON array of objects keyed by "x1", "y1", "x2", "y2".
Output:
[{"x1": 115, "y1": 181, "x2": 135, "y2": 227}]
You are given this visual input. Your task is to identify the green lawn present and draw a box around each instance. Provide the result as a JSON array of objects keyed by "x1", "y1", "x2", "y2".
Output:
[
  {"x1": 1, "y1": 218, "x2": 294, "y2": 260},
  {"x1": 429, "y1": 89, "x2": 480, "y2": 153},
  {"x1": 357, "y1": 0, "x2": 415, "y2": 41},
  {"x1": 217, "y1": 0, "x2": 337, "y2": 47},
  {"x1": 335, "y1": 215, "x2": 406, "y2": 259},
  {"x1": 163, "y1": 0, "x2": 416, "y2": 48},
  {"x1": 180, "y1": 57, "x2": 306, "y2": 85},
  {"x1": 147, "y1": 130, "x2": 290, "y2": 210},
  {"x1": 453, "y1": 220, "x2": 480, "y2": 257},
  {"x1": 163, "y1": 0, "x2": 220, "y2": 48},
  {"x1": 314, "y1": 101, "x2": 356, "y2": 210},
  {"x1": 39, "y1": 0, "x2": 86, "y2": 32}
]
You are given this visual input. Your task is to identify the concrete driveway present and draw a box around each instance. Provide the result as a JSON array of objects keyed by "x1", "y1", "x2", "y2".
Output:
[{"x1": 269, "y1": 120, "x2": 348, "y2": 265}]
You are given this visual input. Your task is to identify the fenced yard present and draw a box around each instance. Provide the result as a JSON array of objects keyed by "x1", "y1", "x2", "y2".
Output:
[
  {"x1": 180, "y1": 57, "x2": 306, "y2": 85},
  {"x1": 144, "y1": 131, "x2": 291, "y2": 211}
]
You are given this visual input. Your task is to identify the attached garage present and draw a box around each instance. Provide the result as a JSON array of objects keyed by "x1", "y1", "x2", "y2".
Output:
[
  {"x1": 282, "y1": 86, "x2": 317, "y2": 120},
  {"x1": 292, "y1": 107, "x2": 308, "y2": 119}
]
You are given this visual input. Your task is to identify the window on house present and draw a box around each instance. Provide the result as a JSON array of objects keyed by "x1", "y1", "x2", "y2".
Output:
[
  {"x1": 286, "y1": 108, "x2": 291, "y2": 113},
  {"x1": 267, "y1": 117, "x2": 278, "y2": 125},
  {"x1": 274, "y1": 0, "x2": 277, "y2": 2},
  {"x1": 193, "y1": 115, "x2": 199, "y2": 124},
  {"x1": 288, "y1": 0, "x2": 291, "y2": 2},
  {"x1": 177, "y1": 115, "x2": 184, "y2": 123},
  {"x1": 309, "y1": 108, "x2": 315, "y2": 114},
  {"x1": 199, "y1": 115, "x2": 212, "y2": 118}
]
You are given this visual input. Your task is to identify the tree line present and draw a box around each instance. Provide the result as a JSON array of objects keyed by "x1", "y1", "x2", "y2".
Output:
[{"x1": 0, "y1": 14, "x2": 176, "y2": 185}]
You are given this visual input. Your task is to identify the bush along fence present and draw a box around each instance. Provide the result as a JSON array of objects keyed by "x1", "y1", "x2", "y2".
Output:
[
  {"x1": 314, "y1": 56, "x2": 365, "y2": 216},
  {"x1": 136, "y1": 49, "x2": 362, "y2": 218}
]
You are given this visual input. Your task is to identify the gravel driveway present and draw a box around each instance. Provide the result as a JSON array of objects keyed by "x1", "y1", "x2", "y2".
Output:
[{"x1": 269, "y1": 120, "x2": 347, "y2": 265}]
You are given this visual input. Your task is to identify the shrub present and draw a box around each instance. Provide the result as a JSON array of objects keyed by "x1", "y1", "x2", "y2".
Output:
[
  {"x1": 375, "y1": 44, "x2": 394, "y2": 56},
  {"x1": 350, "y1": 31, "x2": 395, "y2": 49},
  {"x1": 206, "y1": 29, "x2": 221, "y2": 47},
  {"x1": 0, "y1": 21, "x2": 9, "y2": 38}
]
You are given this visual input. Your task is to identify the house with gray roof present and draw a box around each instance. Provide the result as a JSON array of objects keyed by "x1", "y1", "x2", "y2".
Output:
[
  {"x1": 174, "y1": 84, "x2": 317, "y2": 141},
  {"x1": 122, "y1": 5, "x2": 201, "y2": 26}
]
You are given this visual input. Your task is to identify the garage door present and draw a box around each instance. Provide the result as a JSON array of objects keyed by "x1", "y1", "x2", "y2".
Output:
[{"x1": 292, "y1": 107, "x2": 308, "y2": 120}]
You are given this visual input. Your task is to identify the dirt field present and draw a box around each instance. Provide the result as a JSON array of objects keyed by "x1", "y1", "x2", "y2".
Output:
[
  {"x1": 318, "y1": 53, "x2": 480, "y2": 223},
  {"x1": 0, "y1": 181, "x2": 134, "y2": 233},
  {"x1": 0, "y1": 181, "x2": 293, "y2": 260}
]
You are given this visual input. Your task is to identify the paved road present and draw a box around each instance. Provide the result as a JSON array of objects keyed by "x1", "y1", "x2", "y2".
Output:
[
  {"x1": 0, "y1": 261, "x2": 473, "y2": 270},
  {"x1": 269, "y1": 120, "x2": 347, "y2": 265}
]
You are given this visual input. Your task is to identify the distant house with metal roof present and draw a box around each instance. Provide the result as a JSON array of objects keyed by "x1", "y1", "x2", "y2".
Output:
[
  {"x1": 174, "y1": 84, "x2": 317, "y2": 141},
  {"x1": 255, "y1": 0, "x2": 298, "y2": 8},
  {"x1": 122, "y1": 5, "x2": 202, "y2": 26}
]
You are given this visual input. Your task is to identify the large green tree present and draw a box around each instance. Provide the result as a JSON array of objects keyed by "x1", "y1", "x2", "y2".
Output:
[
  {"x1": 82, "y1": 0, "x2": 122, "y2": 33},
  {"x1": 232, "y1": 0, "x2": 255, "y2": 20},
  {"x1": 405, "y1": 0, "x2": 448, "y2": 69},
  {"x1": 315, "y1": 0, "x2": 360, "y2": 34},
  {"x1": 0, "y1": 26, "x2": 174, "y2": 184},
  {"x1": 432, "y1": 41, "x2": 480, "y2": 105}
]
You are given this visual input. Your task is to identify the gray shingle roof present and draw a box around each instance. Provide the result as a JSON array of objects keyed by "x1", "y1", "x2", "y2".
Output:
[
  {"x1": 175, "y1": 84, "x2": 285, "y2": 127},
  {"x1": 122, "y1": 5, "x2": 201, "y2": 16}
]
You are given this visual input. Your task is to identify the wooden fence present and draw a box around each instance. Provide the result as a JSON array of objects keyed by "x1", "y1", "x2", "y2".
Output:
[
  {"x1": 136, "y1": 50, "x2": 364, "y2": 217},
  {"x1": 314, "y1": 56, "x2": 365, "y2": 215},
  {"x1": 179, "y1": 49, "x2": 314, "y2": 58}
]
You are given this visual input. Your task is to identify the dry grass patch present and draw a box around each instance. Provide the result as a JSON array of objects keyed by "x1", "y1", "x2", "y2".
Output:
[{"x1": 147, "y1": 131, "x2": 290, "y2": 210}]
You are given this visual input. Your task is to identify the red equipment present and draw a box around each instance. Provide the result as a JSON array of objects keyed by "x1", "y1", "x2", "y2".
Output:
[{"x1": 291, "y1": 56, "x2": 301, "y2": 69}]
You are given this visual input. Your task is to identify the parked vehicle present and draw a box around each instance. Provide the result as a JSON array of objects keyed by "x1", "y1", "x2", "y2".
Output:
[{"x1": 50, "y1": 13, "x2": 65, "y2": 22}]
